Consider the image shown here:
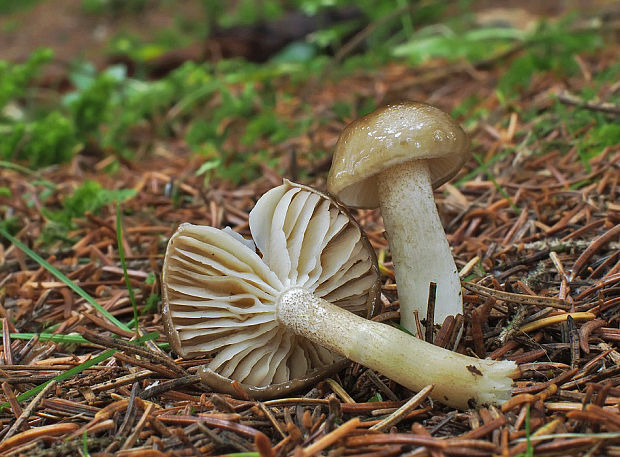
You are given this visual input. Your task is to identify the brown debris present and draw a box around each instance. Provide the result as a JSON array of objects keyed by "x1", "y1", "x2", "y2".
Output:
[{"x1": 0, "y1": 5, "x2": 619, "y2": 456}]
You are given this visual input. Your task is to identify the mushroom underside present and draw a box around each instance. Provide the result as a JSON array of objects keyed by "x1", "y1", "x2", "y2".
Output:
[{"x1": 162, "y1": 181, "x2": 380, "y2": 387}]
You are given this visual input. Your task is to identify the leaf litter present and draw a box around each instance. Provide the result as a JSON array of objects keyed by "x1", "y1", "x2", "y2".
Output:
[{"x1": 0, "y1": 5, "x2": 619, "y2": 457}]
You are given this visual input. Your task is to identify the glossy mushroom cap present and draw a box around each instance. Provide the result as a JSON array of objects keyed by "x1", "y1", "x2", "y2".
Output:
[
  {"x1": 328, "y1": 101, "x2": 470, "y2": 208},
  {"x1": 162, "y1": 180, "x2": 380, "y2": 388}
]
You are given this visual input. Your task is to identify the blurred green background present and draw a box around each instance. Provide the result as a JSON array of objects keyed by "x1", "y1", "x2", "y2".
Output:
[{"x1": 1, "y1": 0, "x2": 618, "y2": 184}]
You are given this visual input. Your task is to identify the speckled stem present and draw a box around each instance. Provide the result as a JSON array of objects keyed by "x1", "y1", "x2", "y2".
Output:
[
  {"x1": 376, "y1": 160, "x2": 463, "y2": 331},
  {"x1": 276, "y1": 288, "x2": 517, "y2": 409}
]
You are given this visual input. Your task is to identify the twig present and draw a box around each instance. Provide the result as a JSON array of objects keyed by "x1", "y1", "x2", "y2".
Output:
[
  {"x1": 257, "y1": 402, "x2": 286, "y2": 440},
  {"x1": 461, "y1": 416, "x2": 508, "y2": 439},
  {"x1": 1, "y1": 382, "x2": 22, "y2": 418},
  {"x1": 459, "y1": 256, "x2": 480, "y2": 278},
  {"x1": 519, "y1": 312, "x2": 596, "y2": 333},
  {"x1": 578, "y1": 319, "x2": 607, "y2": 353},
  {"x1": 117, "y1": 383, "x2": 139, "y2": 438},
  {"x1": 566, "y1": 316, "x2": 580, "y2": 369},
  {"x1": 120, "y1": 402, "x2": 154, "y2": 450},
  {"x1": 0, "y1": 423, "x2": 79, "y2": 453},
  {"x1": 462, "y1": 281, "x2": 569, "y2": 309},
  {"x1": 425, "y1": 282, "x2": 437, "y2": 343},
  {"x1": 112, "y1": 352, "x2": 178, "y2": 379},
  {"x1": 91, "y1": 370, "x2": 153, "y2": 393},
  {"x1": 2, "y1": 319, "x2": 12, "y2": 365},
  {"x1": 433, "y1": 315, "x2": 455, "y2": 348},
  {"x1": 364, "y1": 369, "x2": 399, "y2": 402},
  {"x1": 471, "y1": 298, "x2": 493, "y2": 357},
  {"x1": 324, "y1": 378, "x2": 355, "y2": 404},
  {"x1": 346, "y1": 433, "x2": 499, "y2": 452},
  {"x1": 513, "y1": 368, "x2": 579, "y2": 394}
]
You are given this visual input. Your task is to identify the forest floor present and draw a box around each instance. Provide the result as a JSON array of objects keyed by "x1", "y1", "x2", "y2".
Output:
[{"x1": 0, "y1": 2, "x2": 619, "y2": 456}]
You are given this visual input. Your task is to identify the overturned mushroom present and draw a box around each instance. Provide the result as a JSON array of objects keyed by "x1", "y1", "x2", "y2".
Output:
[
  {"x1": 162, "y1": 180, "x2": 516, "y2": 408},
  {"x1": 163, "y1": 180, "x2": 380, "y2": 395},
  {"x1": 328, "y1": 102, "x2": 470, "y2": 332}
]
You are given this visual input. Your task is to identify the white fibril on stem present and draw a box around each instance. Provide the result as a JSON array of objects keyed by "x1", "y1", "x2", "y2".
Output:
[
  {"x1": 277, "y1": 287, "x2": 516, "y2": 409},
  {"x1": 376, "y1": 160, "x2": 462, "y2": 330}
]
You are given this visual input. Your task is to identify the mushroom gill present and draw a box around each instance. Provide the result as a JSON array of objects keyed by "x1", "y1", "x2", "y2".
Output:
[{"x1": 162, "y1": 180, "x2": 380, "y2": 387}]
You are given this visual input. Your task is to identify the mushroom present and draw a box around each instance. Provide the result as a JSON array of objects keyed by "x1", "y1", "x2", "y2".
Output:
[
  {"x1": 327, "y1": 101, "x2": 470, "y2": 332},
  {"x1": 163, "y1": 180, "x2": 381, "y2": 397},
  {"x1": 162, "y1": 180, "x2": 516, "y2": 408}
]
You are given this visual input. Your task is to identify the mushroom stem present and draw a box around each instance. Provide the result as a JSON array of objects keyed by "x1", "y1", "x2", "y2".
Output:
[
  {"x1": 376, "y1": 159, "x2": 462, "y2": 331},
  {"x1": 276, "y1": 288, "x2": 516, "y2": 409}
]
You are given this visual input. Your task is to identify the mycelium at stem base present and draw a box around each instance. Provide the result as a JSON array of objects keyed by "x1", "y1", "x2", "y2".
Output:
[
  {"x1": 376, "y1": 159, "x2": 463, "y2": 331},
  {"x1": 277, "y1": 287, "x2": 517, "y2": 409}
]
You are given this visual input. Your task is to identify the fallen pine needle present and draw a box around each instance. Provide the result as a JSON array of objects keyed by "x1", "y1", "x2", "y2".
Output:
[
  {"x1": 459, "y1": 256, "x2": 480, "y2": 278},
  {"x1": 370, "y1": 385, "x2": 433, "y2": 431},
  {"x1": 324, "y1": 378, "x2": 355, "y2": 404},
  {"x1": 301, "y1": 417, "x2": 360, "y2": 457},
  {"x1": 0, "y1": 422, "x2": 80, "y2": 452},
  {"x1": 519, "y1": 312, "x2": 596, "y2": 333},
  {"x1": 2, "y1": 380, "x2": 58, "y2": 442}
]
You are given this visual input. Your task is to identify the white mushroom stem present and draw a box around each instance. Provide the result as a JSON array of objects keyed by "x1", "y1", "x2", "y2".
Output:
[
  {"x1": 376, "y1": 159, "x2": 462, "y2": 331},
  {"x1": 276, "y1": 288, "x2": 516, "y2": 409}
]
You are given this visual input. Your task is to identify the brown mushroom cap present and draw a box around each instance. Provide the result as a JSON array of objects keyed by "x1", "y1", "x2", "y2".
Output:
[
  {"x1": 328, "y1": 101, "x2": 470, "y2": 208},
  {"x1": 162, "y1": 180, "x2": 380, "y2": 389}
]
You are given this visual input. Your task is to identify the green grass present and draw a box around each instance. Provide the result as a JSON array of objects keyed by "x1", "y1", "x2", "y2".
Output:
[
  {"x1": 0, "y1": 332, "x2": 159, "y2": 410},
  {"x1": 515, "y1": 404, "x2": 534, "y2": 457},
  {"x1": 82, "y1": 429, "x2": 90, "y2": 457},
  {"x1": 9, "y1": 332, "x2": 92, "y2": 344},
  {"x1": 497, "y1": 17, "x2": 602, "y2": 100},
  {"x1": 40, "y1": 180, "x2": 136, "y2": 244},
  {"x1": 116, "y1": 204, "x2": 139, "y2": 329},
  {"x1": 0, "y1": 227, "x2": 131, "y2": 333}
]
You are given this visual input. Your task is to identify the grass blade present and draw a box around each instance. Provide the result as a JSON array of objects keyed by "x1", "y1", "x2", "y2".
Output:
[
  {"x1": 0, "y1": 349, "x2": 115, "y2": 411},
  {"x1": 0, "y1": 227, "x2": 131, "y2": 333},
  {"x1": 0, "y1": 332, "x2": 159, "y2": 410},
  {"x1": 116, "y1": 204, "x2": 138, "y2": 330},
  {"x1": 8, "y1": 331, "x2": 170, "y2": 349},
  {"x1": 10, "y1": 332, "x2": 91, "y2": 344}
]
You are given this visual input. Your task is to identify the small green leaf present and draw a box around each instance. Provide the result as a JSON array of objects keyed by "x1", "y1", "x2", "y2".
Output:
[{"x1": 195, "y1": 159, "x2": 222, "y2": 176}]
